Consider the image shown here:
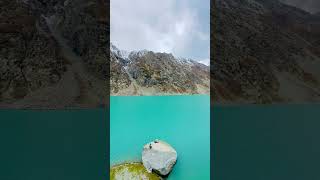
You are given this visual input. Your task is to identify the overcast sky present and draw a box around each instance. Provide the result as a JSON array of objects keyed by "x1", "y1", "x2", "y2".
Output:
[
  {"x1": 280, "y1": 0, "x2": 320, "y2": 13},
  {"x1": 111, "y1": 0, "x2": 210, "y2": 65}
]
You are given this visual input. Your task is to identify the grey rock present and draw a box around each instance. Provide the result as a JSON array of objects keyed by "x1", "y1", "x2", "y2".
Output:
[{"x1": 142, "y1": 140, "x2": 177, "y2": 176}]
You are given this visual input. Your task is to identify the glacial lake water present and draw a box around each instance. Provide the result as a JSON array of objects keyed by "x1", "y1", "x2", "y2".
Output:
[
  {"x1": 1, "y1": 103, "x2": 319, "y2": 179},
  {"x1": 110, "y1": 95, "x2": 211, "y2": 179},
  {"x1": 0, "y1": 109, "x2": 107, "y2": 180},
  {"x1": 213, "y1": 104, "x2": 320, "y2": 180}
]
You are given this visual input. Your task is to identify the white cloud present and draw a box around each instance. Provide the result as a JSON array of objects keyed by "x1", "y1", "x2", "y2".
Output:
[{"x1": 111, "y1": 0, "x2": 209, "y2": 62}]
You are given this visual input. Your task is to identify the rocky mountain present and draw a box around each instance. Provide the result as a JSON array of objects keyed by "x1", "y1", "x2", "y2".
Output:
[
  {"x1": 212, "y1": 0, "x2": 320, "y2": 103},
  {"x1": 111, "y1": 43, "x2": 209, "y2": 95},
  {"x1": 0, "y1": 0, "x2": 108, "y2": 109}
]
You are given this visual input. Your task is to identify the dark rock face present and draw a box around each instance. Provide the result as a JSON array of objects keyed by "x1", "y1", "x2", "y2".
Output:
[
  {"x1": 279, "y1": 0, "x2": 320, "y2": 14},
  {"x1": 0, "y1": 0, "x2": 66, "y2": 103},
  {"x1": 212, "y1": 0, "x2": 320, "y2": 103},
  {"x1": 56, "y1": 0, "x2": 109, "y2": 79},
  {"x1": 111, "y1": 44, "x2": 209, "y2": 95},
  {"x1": 0, "y1": 0, "x2": 108, "y2": 108}
]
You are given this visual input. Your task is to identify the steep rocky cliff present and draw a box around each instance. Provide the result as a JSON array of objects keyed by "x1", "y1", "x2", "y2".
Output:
[
  {"x1": 111, "y1": 44, "x2": 210, "y2": 95},
  {"x1": 0, "y1": 0, "x2": 65, "y2": 105},
  {"x1": 212, "y1": 0, "x2": 320, "y2": 103},
  {"x1": 0, "y1": 0, "x2": 108, "y2": 109}
]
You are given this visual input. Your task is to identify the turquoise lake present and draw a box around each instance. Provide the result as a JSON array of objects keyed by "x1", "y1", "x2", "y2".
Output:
[
  {"x1": 0, "y1": 109, "x2": 107, "y2": 180},
  {"x1": 110, "y1": 95, "x2": 210, "y2": 179},
  {"x1": 213, "y1": 104, "x2": 320, "y2": 180},
  {"x1": 1, "y1": 103, "x2": 319, "y2": 179}
]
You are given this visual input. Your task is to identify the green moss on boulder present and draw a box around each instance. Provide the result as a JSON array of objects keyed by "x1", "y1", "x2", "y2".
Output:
[{"x1": 110, "y1": 162, "x2": 162, "y2": 180}]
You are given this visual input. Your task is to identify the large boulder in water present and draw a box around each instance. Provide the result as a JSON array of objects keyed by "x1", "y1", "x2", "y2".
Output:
[{"x1": 142, "y1": 140, "x2": 177, "y2": 176}]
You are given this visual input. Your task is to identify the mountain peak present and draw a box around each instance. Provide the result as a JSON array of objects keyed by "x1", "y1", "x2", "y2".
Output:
[
  {"x1": 110, "y1": 44, "x2": 209, "y2": 95},
  {"x1": 110, "y1": 43, "x2": 206, "y2": 66},
  {"x1": 110, "y1": 43, "x2": 130, "y2": 60}
]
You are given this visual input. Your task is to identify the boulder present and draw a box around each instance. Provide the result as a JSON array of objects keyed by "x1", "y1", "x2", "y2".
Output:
[{"x1": 142, "y1": 140, "x2": 177, "y2": 176}]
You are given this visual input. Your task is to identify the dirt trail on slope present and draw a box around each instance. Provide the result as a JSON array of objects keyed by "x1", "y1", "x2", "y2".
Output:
[{"x1": 123, "y1": 67, "x2": 139, "y2": 95}]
